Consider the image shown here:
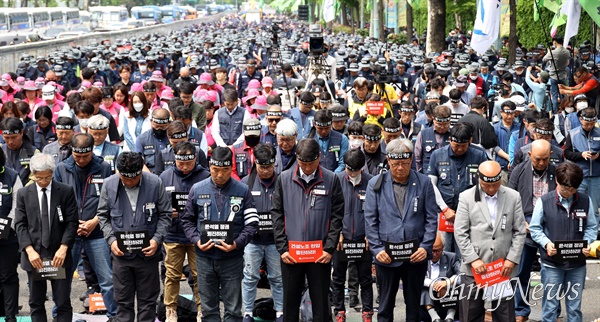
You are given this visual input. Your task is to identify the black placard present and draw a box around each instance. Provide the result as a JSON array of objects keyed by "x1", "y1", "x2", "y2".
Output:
[
  {"x1": 257, "y1": 212, "x2": 273, "y2": 235},
  {"x1": 339, "y1": 240, "x2": 370, "y2": 261},
  {"x1": 439, "y1": 286, "x2": 460, "y2": 308},
  {"x1": 171, "y1": 192, "x2": 189, "y2": 213},
  {"x1": 385, "y1": 239, "x2": 418, "y2": 262},
  {"x1": 0, "y1": 217, "x2": 11, "y2": 240},
  {"x1": 554, "y1": 240, "x2": 588, "y2": 261},
  {"x1": 32, "y1": 258, "x2": 66, "y2": 281},
  {"x1": 200, "y1": 221, "x2": 234, "y2": 244},
  {"x1": 116, "y1": 230, "x2": 150, "y2": 254}
]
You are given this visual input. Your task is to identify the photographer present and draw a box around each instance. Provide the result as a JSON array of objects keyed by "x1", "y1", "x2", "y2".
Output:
[
  {"x1": 372, "y1": 65, "x2": 399, "y2": 117},
  {"x1": 525, "y1": 65, "x2": 551, "y2": 112}
]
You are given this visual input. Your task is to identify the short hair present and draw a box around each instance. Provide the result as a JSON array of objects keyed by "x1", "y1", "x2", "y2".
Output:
[
  {"x1": 430, "y1": 78, "x2": 445, "y2": 90},
  {"x1": 296, "y1": 138, "x2": 320, "y2": 161},
  {"x1": 267, "y1": 94, "x2": 281, "y2": 106},
  {"x1": 118, "y1": 65, "x2": 131, "y2": 73},
  {"x1": 223, "y1": 88, "x2": 238, "y2": 103},
  {"x1": 88, "y1": 114, "x2": 109, "y2": 130},
  {"x1": 142, "y1": 81, "x2": 156, "y2": 92},
  {"x1": 30, "y1": 153, "x2": 56, "y2": 174},
  {"x1": 576, "y1": 66, "x2": 590, "y2": 75},
  {"x1": 34, "y1": 106, "x2": 52, "y2": 121},
  {"x1": 319, "y1": 92, "x2": 332, "y2": 102},
  {"x1": 215, "y1": 67, "x2": 228, "y2": 74},
  {"x1": 449, "y1": 88, "x2": 461, "y2": 100},
  {"x1": 552, "y1": 34, "x2": 564, "y2": 44},
  {"x1": 253, "y1": 143, "x2": 277, "y2": 164},
  {"x1": 433, "y1": 105, "x2": 451, "y2": 119},
  {"x1": 385, "y1": 138, "x2": 413, "y2": 154},
  {"x1": 173, "y1": 141, "x2": 196, "y2": 155},
  {"x1": 502, "y1": 73, "x2": 514, "y2": 83},
  {"x1": 353, "y1": 77, "x2": 369, "y2": 88},
  {"x1": 555, "y1": 162, "x2": 583, "y2": 188},
  {"x1": 101, "y1": 86, "x2": 114, "y2": 99},
  {"x1": 1, "y1": 116, "x2": 23, "y2": 133},
  {"x1": 382, "y1": 117, "x2": 400, "y2": 130},
  {"x1": 74, "y1": 101, "x2": 95, "y2": 116},
  {"x1": 347, "y1": 121, "x2": 363, "y2": 135},
  {"x1": 211, "y1": 147, "x2": 233, "y2": 165},
  {"x1": 56, "y1": 116, "x2": 75, "y2": 128},
  {"x1": 116, "y1": 152, "x2": 144, "y2": 174},
  {"x1": 171, "y1": 105, "x2": 192, "y2": 120},
  {"x1": 66, "y1": 92, "x2": 82, "y2": 109},
  {"x1": 179, "y1": 82, "x2": 196, "y2": 95},
  {"x1": 535, "y1": 118, "x2": 554, "y2": 132},
  {"x1": 16, "y1": 101, "x2": 30, "y2": 117},
  {"x1": 522, "y1": 109, "x2": 541, "y2": 123},
  {"x1": 168, "y1": 97, "x2": 184, "y2": 110},
  {"x1": 167, "y1": 120, "x2": 187, "y2": 138},
  {"x1": 82, "y1": 87, "x2": 102, "y2": 105},
  {"x1": 580, "y1": 107, "x2": 597, "y2": 119},
  {"x1": 275, "y1": 119, "x2": 298, "y2": 136},
  {"x1": 363, "y1": 123, "x2": 382, "y2": 136},
  {"x1": 344, "y1": 148, "x2": 365, "y2": 170},
  {"x1": 500, "y1": 100, "x2": 516, "y2": 111},
  {"x1": 81, "y1": 67, "x2": 95, "y2": 80},
  {"x1": 470, "y1": 96, "x2": 488, "y2": 110},
  {"x1": 449, "y1": 122, "x2": 474, "y2": 142},
  {"x1": 314, "y1": 109, "x2": 332, "y2": 124},
  {"x1": 71, "y1": 133, "x2": 94, "y2": 149},
  {"x1": 424, "y1": 102, "x2": 437, "y2": 116}
]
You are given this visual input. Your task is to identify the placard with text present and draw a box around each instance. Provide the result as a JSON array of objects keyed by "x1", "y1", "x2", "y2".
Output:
[
  {"x1": 200, "y1": 221, "x2": 234, "y2": 244},
  {"x1": 32, "y1": 258, "x2": 66, "y2": 281},
  {"x1": 289, "y1": 241, "x2": 323, "y2": 263},
  {"x1": 438, "y1": 212, "x2": 454, "y2": 232},
  {"x1": 116, "y1": 230, "x2": 150, "y2": 254},
  {"x1": 0, "y1": 217, "x2": 12, "y2": 240},
  {"x1": 171, "y1": 192, "x2": 189, "y2": 213},
  {"x1": 385, "y1": 239, "x2": 418, "y2": 262},
  {"x1": 472, "y1": 258, "x2": 509, "y2": 287},
  {"x1": 339, "y1": 240, "x2": 370, "y2": 261},
  {"x1": 555, "y1": 240, "x2": 588, "y2": 261}
]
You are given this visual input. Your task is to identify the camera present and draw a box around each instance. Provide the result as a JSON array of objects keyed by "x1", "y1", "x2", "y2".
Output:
[
  {"x1": 308, "y1": 24, "x2": 325, "y2": 55},
  {"x1": 491, "y1": 84, "x2": 503, "y2": 91},
  {"x1": 375, "y1": 70, "x2": 393, "y2": 84}
]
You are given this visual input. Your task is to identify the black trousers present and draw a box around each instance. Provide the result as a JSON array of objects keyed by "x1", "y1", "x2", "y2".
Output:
[
  {"x1": 112, "y1": 254, "x2": 160, "y2": 322},
  {"x1": 28, "y1": 248, "x2": 73, "y2": 322},
  {"x1": 347, "y1": 262, "x2": 359, "y2": 296},
  {"x1": 0, "y1": 242, "x2": 19, "y2": 320},
  {"x1": 459, "y1": 275, "x2": 516, "y2": 322},
  {"x1": 331, "y1": 251, "x2": 373, "y2": 313},
  {"x1": 376, "y1": 262, "x2": 427, "y2": 322},
  {"x1": 281, "y1": 261, "x2": 331, "y2": 322}
]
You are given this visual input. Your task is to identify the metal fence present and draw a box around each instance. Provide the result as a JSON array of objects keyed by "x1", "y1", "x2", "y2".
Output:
[{"x1": 0, "y1": 12, "x2": 226, "y2": 73}]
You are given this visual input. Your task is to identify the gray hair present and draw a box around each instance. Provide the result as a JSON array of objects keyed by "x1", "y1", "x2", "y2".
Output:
[
  {"x1": 275, "y1": 118, "x2": 298, "y2": 137},
  {"x1": 30, "y1": 153, "x2": 56, "y2": 174},
  {"x1": 385, "y1": 138, "x2": 414, "y2": 154},
  {"x1": 87, "y1": 114, "x2": 109, "y2": 130}
]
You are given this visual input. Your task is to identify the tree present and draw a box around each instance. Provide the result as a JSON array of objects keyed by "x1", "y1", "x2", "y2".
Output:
[
  {"x1": 426, "y1": 0, "x2": 446, "y2": 53},
  {"x1": 406, "y1": 2, "x2": 413, "y2": 38},
  {"x1": 508, "y1": 0, "x2": 517, "y2": 65}
]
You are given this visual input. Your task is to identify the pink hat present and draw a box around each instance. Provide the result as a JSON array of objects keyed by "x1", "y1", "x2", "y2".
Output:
[
  {"x1": 243, "y1": 89, "x2": 260, "y2": 103},
  {"x1": 35, "y1": 77, "x2": 46, "y2": 89},
  {"x1": 79, "y1": 80, "x2": 92, "y2": 92},
  {"x1": 198, "y1": 73, "x2": 214, "y2": 86},
  {"x1": 251, "y1": 95, "x2": 268, "y2": 111},
  {"x1": 22, "y1": 80, "x2": 38, "y2": 91},
  {"x1": 93, "y1": 81, "x2": 103, "y2": 88},
  {"x1": 149, "y1": 71, "x2": 164, "y2": 82},
  {"x1": 1, "y1": 74, "x2": 11, "y2": 81},
  {"x1": 16, "y1": 76, "x2": 25, "y2": 86},
  {"x1": 261, "y1": 77, "x2": 273, "y2": 88},
  {"x1": 248, "y1": 79, "x2": 262, "y2": 90},
  {"x1": 130, "y1": 82, "x2": 143, "y2": 94},
  {"x1": 160, "y1": 89, "x2": 174, "y2": 100},
  {"x1": 205, "y1": 90, "x2": 219, "y2": 105}
]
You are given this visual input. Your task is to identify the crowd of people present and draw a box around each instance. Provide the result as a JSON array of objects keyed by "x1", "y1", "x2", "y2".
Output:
[{"x1": 0, "y1": 11, "x2": 600, "y2": 322}]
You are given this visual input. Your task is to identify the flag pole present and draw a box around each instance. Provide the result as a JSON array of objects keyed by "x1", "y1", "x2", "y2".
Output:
[{"x1": 533, "y1": 0, "x2": 561, "y2": 86}]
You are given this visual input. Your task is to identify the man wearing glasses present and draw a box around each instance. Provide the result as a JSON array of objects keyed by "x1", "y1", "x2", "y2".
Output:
[
  {"x1": 414, "y1": 105, "x2": 452, "y2": 174},
  {"x1": 364, "y1": 138, "x2": 438, "y2": 322},
  {"x1": 260, "y1": 105, "x2": 284, "y2": 147}
]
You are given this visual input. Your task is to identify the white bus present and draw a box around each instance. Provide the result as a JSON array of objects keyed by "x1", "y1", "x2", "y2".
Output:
[{"x1": 90, "y1": 6, "x2": 129, "y2": 31}]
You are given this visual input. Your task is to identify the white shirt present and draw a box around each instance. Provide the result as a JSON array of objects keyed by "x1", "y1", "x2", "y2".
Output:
[
  {"x1": 485, "y1": 193, "x2": 498, "y2": 227},
  {"x1": 424, "y1": 261, "x2": 441, "y2": 287},
  {"x1": 36, "y1": 182, "x2": 52, "y2": 223},
  {"x1": 211, "y1": 106, "x2": 252, "y2": 147},
  {"x1": 299, "y1": 168, "x2": 315, "y2": 183}
]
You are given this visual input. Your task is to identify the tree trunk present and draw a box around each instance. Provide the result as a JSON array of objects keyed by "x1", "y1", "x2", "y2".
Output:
[
  {"x1": 378, "y1": 0, "x2": 385, "y2": 41},
  {"x1": 426, "y1": 0, "x2": 446, "y2": 53},
  {"x1": 360, "y1": 0, "x2": 364, "y2": 29},
  {"x1": 406, "y1": 1, "x2": 413, "y2": 39},
  {"x1": 508, "y1": 0, "x2": 517, "y2": 65},
  {"x1": 350, "y1": 6, "x2": 356, "y2": 33},
  {"x1": 341, "y1": 3, "x2": 348, "y2": 26}
]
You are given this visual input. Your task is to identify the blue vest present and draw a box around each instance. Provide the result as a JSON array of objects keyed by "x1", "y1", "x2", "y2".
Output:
[
  {"x1": 420, "y1": 127, "x2": 450, "y2": 174},
  {"x1": 100, "y1": 142, "x2": 121, "y2": 172},
  {"x1": 104, "y1": 172, "x2": 164, "y2": 259},
  {"x1": 217, "y1": 106, "x2": 245, "y2": 146},
  {"x1": 312, "y1": 130, "x2": 343, "y2": 172},
  {"x1": 337, "y1": 171, "x2": 373, "y2": 240},
  {"x1": 568, "y1": 127, "x2": 600, "y2": 177},
  {"x1": 567, "y1": 112, "x2": 581, "y2": 131},
  {"x1": 289, "y1": 108, "x2": 315, "y2": 139},
  {"x1": 0, "y1": 167, "x2": 18, "y2": 244},
  {"x1": 540, "y1": 191, "x2": 589, "y2": 269}
]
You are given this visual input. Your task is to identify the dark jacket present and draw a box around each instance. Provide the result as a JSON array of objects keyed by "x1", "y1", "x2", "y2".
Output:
[
  {"x1": 337, "y1": 171, "x2": 373, "y2": 240},
  {"x1": 457, "y1": 111, "x2": 498, "y2": 149}
]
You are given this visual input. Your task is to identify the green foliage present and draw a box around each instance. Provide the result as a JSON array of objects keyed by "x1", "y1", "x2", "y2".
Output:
[
  {"x1": 445, "y1": 0, "x2": 476, "y2": 32},
  {"x1": 333, "y1": 25, "x2": 353, "y2": 34},
  {"x1": 387, "y1": 32, "x2": 408, "y2": 45},
  {"x1": 357, "y1": 28, "x2": 369, "y2": 38}
]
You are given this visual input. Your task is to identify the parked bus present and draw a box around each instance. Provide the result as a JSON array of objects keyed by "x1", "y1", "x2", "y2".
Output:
[
  {"x1": 182, "y1": 6, "x2": 197, "y2": 19},
  {"x1": 131, "y1": 6, "x2": 161, "y2": 25},
  {"x1": 90, "y1": 6, "x2": 129, "y2": 31},
  {"x1": 48, "y1": 8, "x2": 66, "y2": 27},
  {"x1": 0, "y1": 12, "x2": 8, "y2": 32},
  {"x1": 29, "y1": 8, "x2": 52, "y2": 30},
  {"x1": 7, "y1": 9, "x2": 32, "y2": 32},
  {"x1": 158, "y1": 5, "x2": 183, "y2": 24},
  {"x1": 63, "y1": 8, "x2": 82, "y2": 26}
]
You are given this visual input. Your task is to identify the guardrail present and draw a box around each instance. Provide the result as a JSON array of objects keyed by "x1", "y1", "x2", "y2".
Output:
[{"x1": 0, "y1": 12, "x2": 227, "y2": 73}]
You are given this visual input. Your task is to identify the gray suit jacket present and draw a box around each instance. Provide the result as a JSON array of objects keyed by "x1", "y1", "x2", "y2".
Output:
[{"x1": 454, "y1": 185, "x2": 526, "y2": 277}]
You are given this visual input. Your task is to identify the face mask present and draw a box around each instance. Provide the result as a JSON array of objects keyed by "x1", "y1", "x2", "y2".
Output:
[
  {"x1": 349, "y1": 139, "x2": 364, "y2": 150},
  {"x1": 565, "y1": 107, "x2": 575, "y2": 114},
  {"x1": 139, "y1": 66, "x2": 147, "y2": 73},
  {"x1": 348, "y1": 173, "x2": 362, "y2": 186},
  {"x1": 576, "y1": 101, "x2": 588, "y2": 110},
  {"x1": 79, "y1": 118, "x2": 89, "y2": 128},
  {"x1": 245, "y1": 135, "x2": 260, "y2": 147},
  {"x1": 153, "y1": 129, "x2": 166, "y2": 138},
  {"x1": 133, "y1": 103, "x2": 144, "y2": 112},
  {"x1": 181, "y1": 76, "x2": 190, "y2": 82},
  {"x1": 148, "y1": 64, "x2": 155, "y2": 69},
  {"x1": 470, "y1": 75, "x2": 478, "y2": 81}
]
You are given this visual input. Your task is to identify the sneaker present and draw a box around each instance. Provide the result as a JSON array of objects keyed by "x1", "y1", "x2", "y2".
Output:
[
  {"x1": 335, "y1": 311, "x2": 346, "y2": 322},
  {"x1": 275, "y1": 315, "x2": 284, "y2": 322},
  {"x1": 166, "y1": 307, "x2": 178, "y2": 322},
  {"x1": 362, "y1": 312, "x2": 373, "y2": 322},
  {"x1": 196, "y1": 311, "x2": 202, "y2": 322},
  {"x1": 243, "y1": 315, "x2": 254, "y2": 322}
]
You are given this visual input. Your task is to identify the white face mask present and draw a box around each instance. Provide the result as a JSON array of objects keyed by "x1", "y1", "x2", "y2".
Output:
[
  {"x1": 565, "y1": 107, "x2": 575, "y2": 114},
  {"x1": 139, "y1": 65, "x2": 147, "y2": 73},
  {"x1": 133, "y1": 103, "x2": 144, "y2": 112},
  {"x1": 348, "y1": 172, "x2": 362, "y2": 186},
  {"x1": 470, "y1": 75, "x2": 478, "y2": 81},
  {"x1": 79, "y1": 118, "x2": 89, "y2": 128},
  {"x1": 576, "y1": 101, "x2": 588, "y2": 110},
  {"x1": 349, "y1": 139, "x2": 364, "y2": 150}
]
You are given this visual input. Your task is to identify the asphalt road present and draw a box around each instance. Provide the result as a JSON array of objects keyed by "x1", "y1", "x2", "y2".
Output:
[{"x1": 14, "y1": 260, "x2": 600, "y2": 321}]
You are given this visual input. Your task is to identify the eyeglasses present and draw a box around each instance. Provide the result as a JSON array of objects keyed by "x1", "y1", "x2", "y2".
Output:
[
  {"x1": 388, "y1": 160, "x2": 412, "y2": 168},
  {"x1": 267, "y1": 118, "x2": 280, "y2": 123},
  {"x1": 34, "y1": 175, "x2": 52, "y2": 182},
  {"x1": 277, "y1": 136, "x2": 295, "y2": 143}
]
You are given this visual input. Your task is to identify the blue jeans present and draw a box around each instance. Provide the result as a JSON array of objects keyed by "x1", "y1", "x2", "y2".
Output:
[
  {"x1": 577, "y1": 176, "x2": 600, "y2": 216},
  {"x1": 70, "y1": 237, "x2": 117, "y2": 317},
  {"x1": 540, "y1": 264, "x2": 585, "y2": 322},
  {"x1": 514, "y1": 243, "x2": 537, "y2": 317},
  {"x1": 549, "y1": 77, "x2": 566, "y2": 113},
  {"x1": 197, "y1": 255, "x2": 244, "y2": 322},
  {"x1": 242, "y1": 243, "x2": 283, "y2": 313}
]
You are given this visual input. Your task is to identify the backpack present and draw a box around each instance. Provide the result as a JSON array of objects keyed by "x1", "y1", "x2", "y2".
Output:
[
  {"x1": 157, "y1": 294, "x2": 198, "y2": 322},
  {"x1": 300, "y1": 289, "x2": 313, "y2": 322},
  {"x1": 253, "y1": 297, "x2": 276, "y2": 320}
]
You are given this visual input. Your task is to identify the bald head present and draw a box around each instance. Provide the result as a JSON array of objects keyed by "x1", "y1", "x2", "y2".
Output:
[
  {"x1": 530, "y1": 139, "x2": 551, "y2": 171},
  {"x1": 45, "y1": 70, "x2": 56, "y2": 81},
  {"x1": 479, "y1": 160, "x2": 501, "y2": 177},
  {"x1": 152, "y1": 108, "x2": 170, "y2": 119},
  {"x1": 432, "y1": 233, "x2": 444, "y2": 262},
  {"x1": 180, "y1": 67, "x2": 190, "y2": 78}
]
